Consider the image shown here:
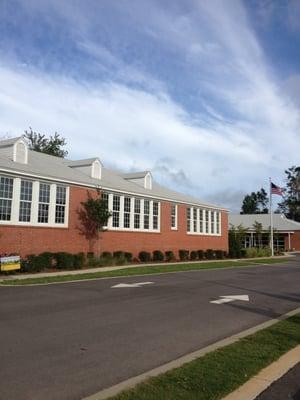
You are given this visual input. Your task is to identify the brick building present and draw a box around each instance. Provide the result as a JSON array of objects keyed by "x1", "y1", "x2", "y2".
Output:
[
  {"x1": 229, "y1": 214, "x2": 300, "y2": 251},
  {"x1": 0, "y1": 137, "x2": 228, "y2": 258}
]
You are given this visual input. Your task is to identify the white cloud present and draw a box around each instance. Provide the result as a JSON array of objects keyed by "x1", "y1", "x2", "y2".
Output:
[{"x1": 0, "y1": 0, "x2": 299, "y2": 211}]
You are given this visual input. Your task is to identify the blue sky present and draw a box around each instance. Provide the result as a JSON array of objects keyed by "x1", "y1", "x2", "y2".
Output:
[{"x1": 0, "y1": 0, "x2": 299, "y2": 211}]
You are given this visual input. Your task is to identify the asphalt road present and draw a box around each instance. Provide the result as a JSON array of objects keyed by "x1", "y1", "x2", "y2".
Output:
[
  {"x1": 1, "y1": 257, "x2": 300, "y2": 400},
  {"x1": 256, "y1": 362, "x2": 300, "y2": 400}
]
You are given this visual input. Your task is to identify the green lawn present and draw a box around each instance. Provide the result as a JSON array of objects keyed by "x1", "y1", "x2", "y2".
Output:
[
  {"x1": 0, "y1": 257, "x2": 291, "y2": 286},
  {"x1": 109, "y1": 314, "x2": 300, "y2": 400}
]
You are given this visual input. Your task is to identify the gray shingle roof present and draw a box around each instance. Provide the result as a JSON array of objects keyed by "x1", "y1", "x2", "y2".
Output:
[
  {"x1": 229, "y1": 213, "x2": 300, "y2": 231},
  {"x1": 0, "y1": 137, "x2": 226, "y2": 210},
  {"x1": 121, "y1": 171, "x2": 149, "y2": 179}
]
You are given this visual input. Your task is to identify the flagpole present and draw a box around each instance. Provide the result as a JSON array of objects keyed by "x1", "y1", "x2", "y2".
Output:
[{"x1": 269, "y1": 177, "x2": 274, "y2": 256}]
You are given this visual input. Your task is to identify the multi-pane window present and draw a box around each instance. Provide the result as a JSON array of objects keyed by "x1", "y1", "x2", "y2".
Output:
[
  {"x1": 211, "y1": 211, "x2": 215, "y2": 234},
  {"x1": 144, "y1": 200, "x2": 150, "y2": 229},
  {"x1": 171, "y1": 204, "x2": 177, "y2": 229},
  {"x1": 112, "y1": 195, "x2": 120, "y2": 227},
  {"x1": 0, "y1": 176, "x2": 13, "y2": 221},
  {"x1": 200, "y1": 209, "x2": 204, "y2": 233},
  {"x1": 124, "y1": 197, "x2": 131, "y2": 228},
  {"x1": 187, "y1": 207, "x2": 191, "y2": 232},
  {"x1": 55, "y1": 186, "x2": 66, "y2": 224},
  {"x1": 102, "y1": 192, "x2": 109, "y2": 210},
  {"x1": 153, "y1": 201, "x2": 159, "y2": 230},
  {"x1": 193, "y1": 208, "x2": 197, "y2": 232},
  {"x1": 134, "y1": 198, "x2": 141, "y2": 229},
  {"x1": 19, "y1": 180, "x2": 33, "y2": 222},
  {"x1": 216, "y1": 212, "x2": 220, "y2": 234},
  {"x1": 205, "y1": 210, "x2": 209, "y2": 233},
  {"x1": 38, "y1": 183, "x2": 50, "y2": 223}
]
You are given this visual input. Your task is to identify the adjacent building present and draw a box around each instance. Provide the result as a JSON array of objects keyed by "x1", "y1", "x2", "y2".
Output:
[
  {"x1": 229, "y1": 213, "x2": 300, "y2": 251},
  {"x1": 0, "y1": 137, "x2": 228, "y2": 258}
]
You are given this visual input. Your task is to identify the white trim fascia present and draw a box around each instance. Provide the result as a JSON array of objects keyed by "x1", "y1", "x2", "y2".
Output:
[{"x1": 0, "y1": 167, "x2": 228, "y2": 211}]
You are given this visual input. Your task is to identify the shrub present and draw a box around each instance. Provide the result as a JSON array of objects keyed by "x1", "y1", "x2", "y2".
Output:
[
  {"x1": 257, "y1": 247, "x2": 272, "y2": 257},
  {"x1": 223, "y1": 251, "x2": 228, "y2": 259},
  {"x1": 245, "y1": 247, "x2": 258, "y2": 258},
  {"x1": 215, "y1": 250, "x2": 224, "y2": 259},
  {"x1": 205, "y1": 249, "x2": 215, "y2": 260},
  {"x1": 24, "y1": 254, "x2": 46, "y2": 272},
  {"x1": 197, "y1": 250, "x2": 204, "y2": 260},
  {"x1": 179, "y1": 249, "x2": 189, "y2": 261},
  {"x1": 102, "y1": 251, "x2": 112, "y2": 259},
  {"x1": 38, "y1": 252, "x2": 54, "y2": 269},
  {"x1": 73, "y1": 252, "x2": 85, "y2": 269},
  {"x1": 124, "y1": 252, "x2": 133, "y2": 263},
  {"x1": 153, "y1": 250, "x2": 164, "y2": 262},
  {"x1": 55, "y1": 252, "x2": 75, "y2": 270},
  {"x1": 113, "y1": 251, "x2": 125, "y2": 259},
  {"x1": 190, "y1": 250, "x2": 198, "y2": 261},
  {"x1": 115, "y1": 254, "x2": 127, "y2": 266},
  {"x1": 139, "y1": 251, "x2": 151, "y2": 262},
  {"x1": 165, "y1": 251, "x2": 175, "y2": 262}
]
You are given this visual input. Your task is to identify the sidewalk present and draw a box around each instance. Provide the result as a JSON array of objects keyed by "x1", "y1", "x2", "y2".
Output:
[{"x1": 0, "y1": 255, "x2": 291, "y2": 281}]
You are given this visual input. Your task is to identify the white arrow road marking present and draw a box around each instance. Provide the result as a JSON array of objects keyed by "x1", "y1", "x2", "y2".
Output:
[
  {"x1": 111, "y1": 282, "x2": 154, "y2": 288},
  {"x1": 210, "y1": 294, "x2": 249, "y2": 304}
]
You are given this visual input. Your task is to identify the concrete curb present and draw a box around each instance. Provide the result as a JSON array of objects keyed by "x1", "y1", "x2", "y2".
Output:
[
  {"x1": 81, "y1": 307, "x2": 300, "y2": 400},
  {"x1": 221, "y1": 345, "x2": 300, "y2": 400},
  {"x1": 0, "y1": 255, "x2": 293, "y2": 282}
]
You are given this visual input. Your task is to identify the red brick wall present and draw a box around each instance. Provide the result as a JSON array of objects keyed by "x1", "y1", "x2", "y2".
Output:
[
  {"x1": 285, "y1": 231, "x2": 300, "y2": 251},
  {"x1": 0, "y1": 185, "x2": 228, "y2": 258}
]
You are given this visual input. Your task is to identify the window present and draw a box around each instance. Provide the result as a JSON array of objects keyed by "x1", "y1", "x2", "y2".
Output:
[
  {"x1": 205, "y1": 210, "x2": 209, "y2": 233},
  {"x1": 55, "y1": 186, "x2": 66, "y2": 224},
  {"x1": 19, "y1": 180, "x2": 32, "y2": 222},
  {"x1": 216, "y1": 212, "x2": 220, "y2": 234},
  {"x1": 38, "y1": 183, "x2": 50, "y2": 223},
  {"x1": 153, "y1": 201, "x2": 159, "y2": 230},
  {"x1": 112, "y1": 195, "x2": 120, "y2": 227},
  {"x1": 124, "y1": 197, "x2": 131, "y2": 228},
  {"x1": 171, "y1": 204, "x2": 177, "y2": 229},
  {"x1": 211, "y1": 211, "x2": 215, "y2": 234},
  {"x1": 193, "y1": 208, "x2": 197, "y2": 232},
  {"x1": 134, "y1": 198, "x2": 141, "y2": 229},
  {"x1": 144, "y1": 200, "x2": 150, "y2": 229},
  {"x1": 187, "y1": 207, "x2": 191, "y2": 232},
  {"x1": 0, "y1": 176, "x2": 13, "y2": 221},
  {"x1": 199, "y1": 209, "x2": 204, "y2": 233},
  {"x1": 102, "y1": 192, "x2": 109, "y2": 210}
]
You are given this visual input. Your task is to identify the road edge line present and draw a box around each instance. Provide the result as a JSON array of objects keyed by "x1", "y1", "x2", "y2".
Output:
[{"x1": 81, "y1": 306, "x2": 300, "y2": 400}]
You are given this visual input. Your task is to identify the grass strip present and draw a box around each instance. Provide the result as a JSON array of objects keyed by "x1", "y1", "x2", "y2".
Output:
[
  {"x1": 109, "y1": 314, "x2": 300, "y2": 400},
  {"x1": 0, "y1": 257, "x2": 291, "y2": 286}
]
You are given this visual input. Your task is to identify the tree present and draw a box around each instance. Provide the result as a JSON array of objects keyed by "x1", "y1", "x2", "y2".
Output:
[
  {"x1": 252, "y1": 221, "x2": 263, "y2": 248},
  {"x1": 240, "y1": 188, "x2": 268, "y2": 214},
  {"x1": 229, "y1": 224, "x2": 247, "y2": 258},
  {"x1": 278, "y1": 166, "x2": 300, "y2": 222},
  {"x1": 24, "y1": 127, "x2": 68, "y2": 158},
  {"x1": 78, "y1": 191, "x2": 112, "y2": 255}
]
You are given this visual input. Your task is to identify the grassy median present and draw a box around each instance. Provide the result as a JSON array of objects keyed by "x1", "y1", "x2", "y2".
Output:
[
  {"x1": 109, "y1": 313, "x2": 300, "y2": 400},
  {"x1": 0, "y1": 257, "x2": 291, "y2": 285}
]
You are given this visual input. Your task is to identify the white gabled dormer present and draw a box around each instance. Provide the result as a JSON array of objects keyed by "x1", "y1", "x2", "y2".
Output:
[
  {"x1": 13, "y1": 137, "x2": 28, "y2": 164},
  {"x1": 0, "y1": 136, "x2": 28, "y2": 164},
  {"x1": 68, "y1": 158, "x2": 102, "y2": 180},
  {"x1": 122, "y1": 171, "x2": 153, "y2": 190}
]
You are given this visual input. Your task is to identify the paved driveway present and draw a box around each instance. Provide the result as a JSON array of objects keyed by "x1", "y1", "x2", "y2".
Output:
[{"x1": 1, "y1": 257, "x2": 300, "y2": 400}]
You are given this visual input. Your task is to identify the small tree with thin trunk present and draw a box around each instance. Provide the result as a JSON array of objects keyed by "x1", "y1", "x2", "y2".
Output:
[
  {"x1": 78, "y1": 191, "x2": 111, "y2": 256},
  {"x1": 253, "y1": 221, "x2": 263, "y2": 248}
]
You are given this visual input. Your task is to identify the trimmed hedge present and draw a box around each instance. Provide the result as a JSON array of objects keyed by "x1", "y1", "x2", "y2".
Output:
[
  {"x1": 190, "y1": 250, "x2": 198, "y2": 261},
  {"x1": 197, "y1": 250, "x2": 205, "y2": 260},
  {"x1": 205, "y1": 249, "x2": 215, "y2": 260},
  {"x1": 179, "y1": 249, "x2": 189, "y2": 261},
  {"x1": 153, "y1": 250, "x2": 164, "y2": 262},
  {"x1": 165, "y1": 251, "x2": 175, "y2": 262},
  {"x1": 139, "y1": 251, "x2": 151, "y2": 262}
]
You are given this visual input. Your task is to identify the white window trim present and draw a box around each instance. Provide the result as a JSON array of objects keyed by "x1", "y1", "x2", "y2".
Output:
[
  {"x1": 105, "y1": 193, "x2": 161, "y2": 233},
  {"x1": 0, "y1": 175, "x2": 69, "y2": 228},
  {"x1": 186, "y1": 207, "x2": 222, "y2": 236},
  {"x1": 171, "y1": 204, "x2": 178, "y2": 230}
]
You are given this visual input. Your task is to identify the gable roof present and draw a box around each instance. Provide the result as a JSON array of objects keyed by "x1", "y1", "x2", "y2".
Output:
[
  {"x1": 229, "y1": 213, "x2": 300, "y2": 231},
  {"x1": 0, "y1": 137, "x2": 227, "y2": 210}
]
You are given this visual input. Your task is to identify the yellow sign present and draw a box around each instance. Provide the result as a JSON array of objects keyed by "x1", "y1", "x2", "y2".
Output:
[{"x1": 0, "y1": 256, "x2": 21, "y2": 271}]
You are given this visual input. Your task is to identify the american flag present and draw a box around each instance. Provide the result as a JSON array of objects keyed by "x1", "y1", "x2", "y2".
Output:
[{"x1": 271, "y1": 182, "x2": 283, "y2": 196}]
